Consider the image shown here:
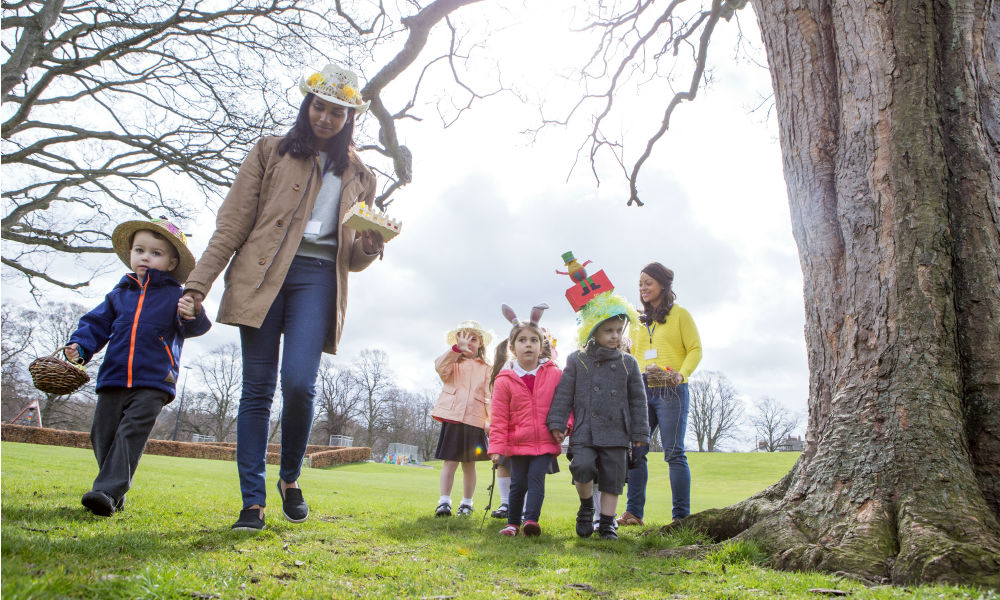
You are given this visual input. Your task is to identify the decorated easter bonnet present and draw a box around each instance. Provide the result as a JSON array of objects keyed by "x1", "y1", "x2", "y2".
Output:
[
  {"x1": 556, "y1": 250, "x2": 639, "y2": 348},
  {"x1": 575, "y1": 291, "x2": 640, "y2": 349},
  {"x1": 299, "y1": 63, "x2": 369, "y2": 114},
  {"x1": 111, "y1": 217, "x2": 195, "y2": 281},
  {"x1": 446, "y1": 320, "x2": 494, "y2": 348}
]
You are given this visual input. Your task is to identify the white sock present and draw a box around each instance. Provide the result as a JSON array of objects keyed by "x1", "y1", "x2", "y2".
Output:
[
  {"x1": 498, "y1": 477, "x2": 511, "y2": 504},
  {"x1": 439, "y1": 495, "x2": 451, "y2": 506},
  {"x1": 461, "y1": 497, "x2": 474, "y2": 508}
]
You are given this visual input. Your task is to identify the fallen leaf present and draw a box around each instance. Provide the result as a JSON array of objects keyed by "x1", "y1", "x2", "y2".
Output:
[
  {"x1": 294, "y1": 560, "x2": 304, "y2": 567},
  {"x1": 808, "y1": 589, "x2": 849, "y2": 596}
]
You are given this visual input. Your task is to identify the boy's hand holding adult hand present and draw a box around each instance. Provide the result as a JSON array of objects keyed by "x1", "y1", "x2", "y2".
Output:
[
  {"x1": 179, "y1": 290, "x2": 204, "y2": 321},
  {"x1": 64, "y1": 343, "x2": 81, "y2": 363},
  {"x1": 550, "y1": 429, "x2": 566, "y2": 444}
]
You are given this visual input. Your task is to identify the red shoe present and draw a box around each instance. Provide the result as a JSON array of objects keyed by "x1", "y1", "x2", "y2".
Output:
[
  {"x1": 522, "y1": 520, "x2": 541, "y2": 537},
  {"x1": 499, "y1": 524, "x2": 519, "y2": 536}
]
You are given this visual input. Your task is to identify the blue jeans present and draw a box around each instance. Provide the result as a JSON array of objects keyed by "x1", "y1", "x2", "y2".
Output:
[
  {"x1": 625, "y1": 382, "x2": 690, "y2": 520},
  {"x1": 236, "y1": 255, "x2": 337, "y2": 508}
]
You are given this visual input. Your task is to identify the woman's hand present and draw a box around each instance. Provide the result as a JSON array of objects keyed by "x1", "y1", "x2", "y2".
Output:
[
  {"x1": 179, "y1": 290, "x2": 204, "y2": 321},
  {"x1": 551, "y1": 429, "x2": 566, "y2": 444},
  {"x1": 359, "y1": 229, "x2": 384, "y2": 255}
]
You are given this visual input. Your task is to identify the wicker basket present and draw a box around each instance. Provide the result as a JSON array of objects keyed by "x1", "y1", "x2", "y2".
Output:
[{"x1": 28, "y1": 347, "x2": 90, "y2": 395}]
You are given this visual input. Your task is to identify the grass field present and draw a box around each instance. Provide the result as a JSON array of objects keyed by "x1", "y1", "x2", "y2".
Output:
[{"x1": 1, "y1": 442, "x2": 989, "y2": 599}]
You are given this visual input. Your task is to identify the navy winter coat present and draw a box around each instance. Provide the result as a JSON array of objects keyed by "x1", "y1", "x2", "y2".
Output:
[{"x1": 69, "y1": 269, "x2": 211, "y2": 399}]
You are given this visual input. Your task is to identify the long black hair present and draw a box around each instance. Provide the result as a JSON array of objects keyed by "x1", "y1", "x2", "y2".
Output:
[{"x1": 277, "y1": 93, "x2": 356, "y2": 176}]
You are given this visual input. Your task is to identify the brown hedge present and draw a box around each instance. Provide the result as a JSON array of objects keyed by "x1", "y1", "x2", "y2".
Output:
[{"x1": 1, "y1": 424, "x2": 370, "y2": 467}]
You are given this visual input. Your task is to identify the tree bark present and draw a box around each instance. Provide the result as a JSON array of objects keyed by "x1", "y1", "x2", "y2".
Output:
[{"x1": 683, "y1": 0, "x2": 1000, "y2": 585}]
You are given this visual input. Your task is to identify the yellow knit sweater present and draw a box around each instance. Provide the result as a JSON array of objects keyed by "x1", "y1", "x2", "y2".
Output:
[{"x1": 630, "y1": 304, "x2": 702, "y2": 383}]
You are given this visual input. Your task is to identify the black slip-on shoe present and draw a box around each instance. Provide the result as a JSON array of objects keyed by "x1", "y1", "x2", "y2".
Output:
[
  {"x1": 598, "y1": 523, "x2": 619, "y2": 540},
  {"x1": 491, "y1": 503, "x2": 509, "y2": 519},
  {"x1": 232, "y1": 508, "x2": 265, "y2": 531},
  {"x1": 575, "y1": 505, "x2": 595, "y2": 538},
  {"x1": 82, "y1": 491, "x2": 115, "y2": 517},
  {"x1": 277, "y1": 481, "x2": 309, "y2": 523}
]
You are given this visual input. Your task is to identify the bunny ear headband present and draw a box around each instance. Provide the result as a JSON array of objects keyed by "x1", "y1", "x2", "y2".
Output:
[{"x1": 501, "y1": 303, "x2": 549, "y2": 327}]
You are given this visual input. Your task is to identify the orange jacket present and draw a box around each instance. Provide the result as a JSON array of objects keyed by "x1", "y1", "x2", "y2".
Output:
[{"x1": 431, "y1": 348, "x2": 491, "y2": 429}]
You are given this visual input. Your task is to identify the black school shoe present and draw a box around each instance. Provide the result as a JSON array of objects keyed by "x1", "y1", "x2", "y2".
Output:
[
  {"x1": 277, "y1": 481, "x2": 309, "y2": 523},
  {"x1": 435, "y1": 502, "x2": 452, "y2": 517},
  {"x1": 81, "y1": 491, "x2": 116, "y2": 517},
  {"x1": 491, "y1": 503, "x2": 509, "y2": 519},
  {"x1": 576, "y1": 504, "x2": 595, "y2": 538},
  {"x1": 232, "y1": 508, "x2": 265, "y2": 531},
  {"x1": 598, "y1": 515, "x2": 618, "y2": 540}
]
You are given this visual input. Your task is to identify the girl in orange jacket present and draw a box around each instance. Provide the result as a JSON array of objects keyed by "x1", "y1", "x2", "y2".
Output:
[{"x1": 431, "y1": 320, "x2": 493, "y2": 517}]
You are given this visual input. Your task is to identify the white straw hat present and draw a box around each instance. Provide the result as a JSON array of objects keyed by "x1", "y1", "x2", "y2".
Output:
[
  {"x1": 299, "y1": 63, "x2": 370, "y2": 114},
  {"x1": 446, "y1": 320, "x2": 494, "y2": 348}
]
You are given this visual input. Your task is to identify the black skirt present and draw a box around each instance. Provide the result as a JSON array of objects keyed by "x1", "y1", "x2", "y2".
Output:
[{"x1": 434, "y1": 422, "x2": 490, "y2": 462}]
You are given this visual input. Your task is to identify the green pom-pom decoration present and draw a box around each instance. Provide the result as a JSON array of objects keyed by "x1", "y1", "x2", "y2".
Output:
[{"x1": 575, "y1": 291, "x2": 640, "y2": 349}]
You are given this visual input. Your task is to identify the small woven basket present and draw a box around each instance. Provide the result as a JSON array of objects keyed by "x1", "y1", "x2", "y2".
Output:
[{"x1": 28, "y1": 347, "x2": 90, "y2": 395}]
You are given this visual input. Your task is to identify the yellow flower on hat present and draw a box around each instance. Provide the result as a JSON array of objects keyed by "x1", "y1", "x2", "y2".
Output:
[
  {"x1": 307, "y1": 73, "x2": 325, "y2": 87},
  {"x1": 341, "y1": 84, "x2": 357, "y2": 100}
]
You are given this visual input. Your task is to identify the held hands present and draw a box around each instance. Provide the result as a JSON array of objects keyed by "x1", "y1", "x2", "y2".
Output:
[
  {"x1": 550, "y1": 429, "x2": 566, "y2": 444},
  {"x1": 178, "y1": 291, "x2": 204, "y2": 321},
  {"x1": 64, "y1": 343, "x2": 81, "y2": 364},
  {"x1": 359, "y1": 229, "x2": 384, "y2": 256},
  {"x1": 490, "y1": 453, "x2": 501, "y2": 463}
]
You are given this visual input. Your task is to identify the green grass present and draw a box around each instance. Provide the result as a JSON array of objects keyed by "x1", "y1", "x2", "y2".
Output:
[{"x1": 1, "y1": 442, "x2": 986, "y2": 599}]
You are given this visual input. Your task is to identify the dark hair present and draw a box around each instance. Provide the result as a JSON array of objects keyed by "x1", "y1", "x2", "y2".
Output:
[
  {"x1": 490, "y1": 322, "x2": 545, "y2": 387},
  {"x1": 277, "y1": 93, "x2": 356, "y2": 176},
  {"x1": 130, "y1": 229, "x2": 178, "y2": 260},
  {"x1": 639, "y1": 262, "x2": 676, "y2": 325}
]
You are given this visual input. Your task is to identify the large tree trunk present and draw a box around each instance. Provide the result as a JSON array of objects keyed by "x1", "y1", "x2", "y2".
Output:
[{"x1": 683, "y1": 0, "x2": 1000, "y2": 585}]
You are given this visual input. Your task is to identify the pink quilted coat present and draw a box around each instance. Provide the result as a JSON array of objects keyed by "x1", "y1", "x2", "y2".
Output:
[{"x1": 489, "y1": 360, "x2": 564, "y2": 457}]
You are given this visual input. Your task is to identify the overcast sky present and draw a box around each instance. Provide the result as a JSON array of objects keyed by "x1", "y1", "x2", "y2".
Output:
[{"x1": 2, "y1": 4, "x2": 807, "y2": 449}]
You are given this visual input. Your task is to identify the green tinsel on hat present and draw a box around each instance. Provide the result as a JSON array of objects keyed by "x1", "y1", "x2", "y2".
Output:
[{"x1": 575, "y1": 291, "x2": 640, "y2": 349}]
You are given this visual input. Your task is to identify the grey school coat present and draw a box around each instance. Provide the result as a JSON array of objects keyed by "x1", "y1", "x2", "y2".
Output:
[{"x1": 547, "y1": 346, "x2": 650, "y2": 448}]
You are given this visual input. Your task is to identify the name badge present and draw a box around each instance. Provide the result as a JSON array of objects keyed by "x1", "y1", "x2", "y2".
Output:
[
  {"x1": 304, "y1": 220, "x2": 323, "y2": 236},
  {"x1": 644, "y1": 349, "x2": 658, "y2": 360}
]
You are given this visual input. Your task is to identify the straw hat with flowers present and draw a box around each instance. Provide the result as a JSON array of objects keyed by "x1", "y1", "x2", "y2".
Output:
[
  {"x1": 299, "y1": 63, "x2": 370, "y2": 114},
  {"x1": 110, "y1": 217, "x2": 195, "y2": 282}
]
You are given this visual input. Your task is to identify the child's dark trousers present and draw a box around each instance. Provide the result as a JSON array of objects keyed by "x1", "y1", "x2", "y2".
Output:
[
  {"x1": 90, "y1": 387, "x2": 169, "y2": 502},
  {"x1": 508, "y1": 454, "x2": 553, "y2": 525}
]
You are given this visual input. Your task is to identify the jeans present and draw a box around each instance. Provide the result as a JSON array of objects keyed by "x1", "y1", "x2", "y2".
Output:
[
  {"x1": 625, "y1": 382, "x2": 690, "y2": 520},
  {"x1": 508, "y1": 454, "x2": 552, "y2": 525},
  {"x1": 236, "y1": 255, "x2": 337, "y2": 508},
  {"x1": 91, "y1": 387, "x2": 169, "y2": 501}
]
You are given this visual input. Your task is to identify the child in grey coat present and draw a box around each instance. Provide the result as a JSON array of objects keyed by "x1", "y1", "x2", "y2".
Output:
[{"x1": 547, "y1": 304, "x2": 650, "y2": 540}]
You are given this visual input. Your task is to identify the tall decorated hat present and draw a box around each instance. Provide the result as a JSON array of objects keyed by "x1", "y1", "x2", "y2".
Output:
[
  {"x1": 556, "y1": 251, "x2": 639, "y2": 349},
  {"x1": 111, "y1": 217, "x2": 195, "y2": 281}
]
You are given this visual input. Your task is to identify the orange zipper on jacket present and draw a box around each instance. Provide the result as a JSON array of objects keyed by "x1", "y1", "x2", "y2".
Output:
[
  {"x1": 159, "y1": 336, "x2": 175, "y2": 367},
  {"x1": 126, "y1": 274, "x2": 149, "y2": 387}
]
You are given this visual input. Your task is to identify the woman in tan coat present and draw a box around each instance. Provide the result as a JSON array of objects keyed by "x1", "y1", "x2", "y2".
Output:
[{"x1": 182, "y1": 64, "x2": 384, "y2": 531}]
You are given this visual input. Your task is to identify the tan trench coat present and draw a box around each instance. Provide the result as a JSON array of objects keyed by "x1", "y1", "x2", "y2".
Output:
[{"x1": 185, "y1": 136, "x2": 379, "y2": 355}]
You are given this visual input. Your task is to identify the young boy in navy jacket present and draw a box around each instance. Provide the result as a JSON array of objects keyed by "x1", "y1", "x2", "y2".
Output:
[{"x1": 66, "y1": 218, "x2": 210, "y2": 516}]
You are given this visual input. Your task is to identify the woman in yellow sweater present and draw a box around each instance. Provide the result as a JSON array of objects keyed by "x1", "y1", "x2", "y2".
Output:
[{"x1": 619, "y1": 262, "x2": 702, "y2": 526}]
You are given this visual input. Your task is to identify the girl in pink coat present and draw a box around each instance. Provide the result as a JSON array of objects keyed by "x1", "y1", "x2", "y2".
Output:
[{"x1": 488, "y1": 304, "x2": 564, "y2": 537}]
